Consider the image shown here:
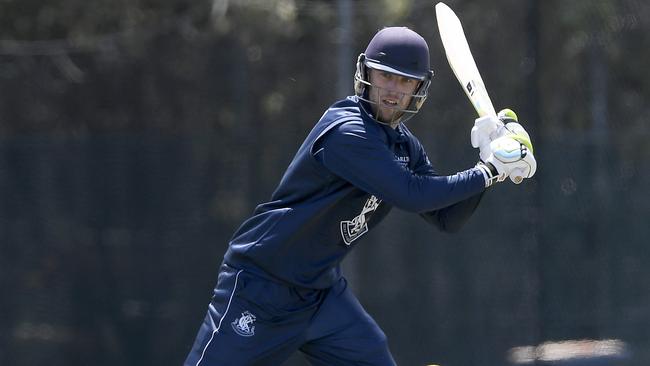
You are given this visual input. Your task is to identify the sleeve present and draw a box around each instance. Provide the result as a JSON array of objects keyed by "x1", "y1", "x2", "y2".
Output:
[
  {"x1": 409, "y1": 134, "x2": 485, "y2": 232},
  {"x1": 313, "y1": 121, "x2": 486, "y2": 213},
  {"x1": 419, "y1": 194, "x2": 484, "y2": 232}
]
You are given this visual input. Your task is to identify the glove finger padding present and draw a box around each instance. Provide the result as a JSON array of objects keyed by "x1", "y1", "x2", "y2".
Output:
[
  {"x1": 507, "y1": 150, "x2": 536, "y2": 184},
  {"x1": 490, "y1": 136, "x2": 525, "y2": 163},
  {"x1": 500, "y1": 122, "x2": 534, "y2": 153},
  {"x1": 485, "y1": 135, "x2": 537, "y2": 184},
  {"x1": 471, "y1": 115, "x2": 503, "y2": 149}
]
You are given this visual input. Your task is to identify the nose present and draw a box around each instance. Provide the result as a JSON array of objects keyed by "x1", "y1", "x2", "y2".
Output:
[
  {"x1": 381, "y1": 79, "x2": 401, "y2": 97},
  {"x1": 384, "y1": 77, "x2": 398, "y2": 89}
]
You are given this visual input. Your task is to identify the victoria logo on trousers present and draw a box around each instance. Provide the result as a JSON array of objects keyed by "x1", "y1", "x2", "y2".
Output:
[{"x1": 231, "y1": 311, "x2": 256, "y2": 337}]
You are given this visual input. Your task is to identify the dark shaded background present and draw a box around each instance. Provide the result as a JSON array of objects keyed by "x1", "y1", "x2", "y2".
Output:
[{"x1": 1, "y1": 0, "x2": 648, "y2": 365}]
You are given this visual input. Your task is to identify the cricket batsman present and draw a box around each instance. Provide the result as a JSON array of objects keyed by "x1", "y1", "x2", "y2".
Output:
[{"x1": 184, "y1": 26, "x2": 536, "y2": 365}]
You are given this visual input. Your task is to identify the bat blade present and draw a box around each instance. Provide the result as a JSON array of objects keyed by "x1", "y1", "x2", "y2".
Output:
[{"x1": 435, "y1": 2, "x2": 496, "y2": 118}]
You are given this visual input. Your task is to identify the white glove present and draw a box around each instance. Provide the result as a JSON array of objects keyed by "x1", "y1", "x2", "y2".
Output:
[
  {"x1": 472, "y1": 108, "x2": 535, "y2": 162},
  {"x1": 471, "y1": 115, "x2": 503, "y2": 162},
  {"x1": 497, "y1": 121, "x2": 533, "y2": 152},
  {"x1": 477, "y1": 135, "x2": 537, "y2": 186}
]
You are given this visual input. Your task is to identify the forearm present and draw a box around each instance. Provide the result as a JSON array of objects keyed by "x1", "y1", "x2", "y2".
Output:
[
  {"x1": 391, "y1": 168, "x2": 486, "y2": 213},
  {"x1": 419, "y1": 191, "x2": 485, "y2": 232}
]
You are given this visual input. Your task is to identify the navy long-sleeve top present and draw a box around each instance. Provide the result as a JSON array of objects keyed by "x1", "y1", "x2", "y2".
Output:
[{"x1": 224, "y1": 96, "x2": 486, "y2": 289}]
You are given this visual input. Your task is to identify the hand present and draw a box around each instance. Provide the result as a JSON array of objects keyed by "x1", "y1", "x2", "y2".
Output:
[
  {"x1": 471, "y1": 115, "x2": 503, "y2": 162},
  {"x1": 479, "y1": 135, "x2": 537, "y2": 186},
  {"x1": 495, "y1": 109, "x2": 534, "y2": 154},
  {"x1": 472, "y1": 108, "x2": 534, "y2": 162}
]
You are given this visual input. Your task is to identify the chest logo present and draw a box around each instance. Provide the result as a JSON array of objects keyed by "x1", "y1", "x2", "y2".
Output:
[
  {"x1": 231, "y1": 311, "x2": 256, "y2": 337},
  {"x1": 340, "y1": 195, "x2": 382, "y2": 245},
  {"x1": 395, "y1": 155, "x2": 410, "y2": 166}
]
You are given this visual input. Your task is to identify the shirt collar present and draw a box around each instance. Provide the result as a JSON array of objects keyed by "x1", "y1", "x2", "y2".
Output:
[{"x1": 381, "y1": 123, "x2": 408, "y2": 145}]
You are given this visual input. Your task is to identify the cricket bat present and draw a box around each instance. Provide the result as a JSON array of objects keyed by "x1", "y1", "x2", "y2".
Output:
[
  {"x1": 435, "y1": 2, "x2": 495, "y2": 118},
  {"x1": 435, "y1": 2, "x2": 525, "y2": 183}
]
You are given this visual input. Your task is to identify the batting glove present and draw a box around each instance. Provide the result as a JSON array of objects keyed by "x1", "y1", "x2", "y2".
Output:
[{"x1": 481, "y1": 135, "x2": 537, "y2": 186}]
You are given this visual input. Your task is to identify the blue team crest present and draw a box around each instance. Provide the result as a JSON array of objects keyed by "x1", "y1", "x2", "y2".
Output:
[{"x1": 231, "y1": 311, "x2": 256, "y2": 337}]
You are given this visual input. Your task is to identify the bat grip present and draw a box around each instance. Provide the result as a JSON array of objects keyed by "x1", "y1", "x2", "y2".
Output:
[{"x1": 509, "y1": 168, "x2": 524, "y2": 184}]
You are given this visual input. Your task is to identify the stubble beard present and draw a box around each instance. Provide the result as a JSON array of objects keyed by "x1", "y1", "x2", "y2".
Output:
[{"x1": 369, "y1": 87, "x2": 408, "y2": 128}]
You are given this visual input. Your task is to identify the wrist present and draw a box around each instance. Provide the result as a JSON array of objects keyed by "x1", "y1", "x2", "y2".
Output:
[{"x1": 476, "y1": 161, "x2": 500, "y2": 188}]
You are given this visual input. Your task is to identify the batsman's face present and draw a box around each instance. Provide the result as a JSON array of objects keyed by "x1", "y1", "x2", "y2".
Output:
[{"x1": 367, "y1": 68, "x2": 420, "y2": 124}]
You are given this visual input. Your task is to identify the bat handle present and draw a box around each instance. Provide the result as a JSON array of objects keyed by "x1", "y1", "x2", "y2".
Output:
[{"x1": 509, "y1": 168, "x2": 524, "y2": 184}]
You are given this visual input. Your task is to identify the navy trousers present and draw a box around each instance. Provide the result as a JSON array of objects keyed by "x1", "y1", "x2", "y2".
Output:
[{"x1": 183, "y1": 263, "x2": 396, "y2": 366}]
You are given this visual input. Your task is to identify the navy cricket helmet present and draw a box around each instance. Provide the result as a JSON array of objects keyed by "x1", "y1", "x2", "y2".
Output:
[{"x1": 354, "y1": 27, "x2": 434, "y2": 124}]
